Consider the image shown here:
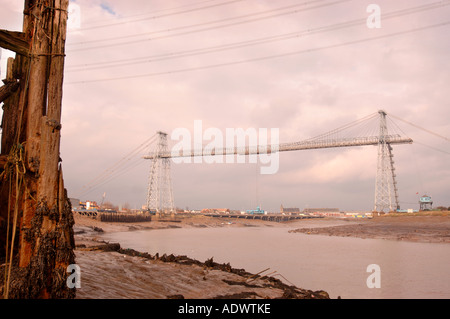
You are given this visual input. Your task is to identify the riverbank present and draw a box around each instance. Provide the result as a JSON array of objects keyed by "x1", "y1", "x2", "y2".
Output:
[
  {"x1": 289, "y1": 212, "x2": 450, "y2": 243},
  {"x1": 74, "y1": 211, "x2": 450, "y2": 246},
  {"x1": 73, "y1": 212, "x2": 449, "y2": 299},
  {"x1": 73, "y1": 214, "x2": 330, "y2": 299}
]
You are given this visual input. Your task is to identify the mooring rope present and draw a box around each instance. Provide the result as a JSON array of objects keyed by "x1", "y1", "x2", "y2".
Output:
[
  {"x1": 0, "y1": 0, "x2": 37, "y2": 299},
  {"x1": 1, "y1": 143, "x2": 26, "y2": 299}
]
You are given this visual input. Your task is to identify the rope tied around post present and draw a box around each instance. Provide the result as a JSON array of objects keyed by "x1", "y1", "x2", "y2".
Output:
[
  {"x1": 1, "y1": 143, "x2": 27, "y2": 299},
  {"x1": 2, "y1": 143, "x2": 27, "y2": 177}
]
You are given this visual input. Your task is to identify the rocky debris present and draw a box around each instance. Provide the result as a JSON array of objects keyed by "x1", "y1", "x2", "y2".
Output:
[
  {"x1": 213, "y1": 291, "x2": 260, "y2": 299},
  {"x1": 99, "y1": 213, "x2": 152, "y2": 223},
  {"x1": 167, "y1": 294, "x2": 185, "y2": 299},
  {"x1": 260, "y1": 275, "x2": 330, "y2": 299},
  {"x1": 222, "y1": 279, "x2": 262, "y2": 288},
  {"x1": 73, "y1": 225, "x2": 104, "y2": 235},
  {"x1": 78, "y1": 242, "x2": 121, "y2": 252},
  {"x1": 192, "y1": 224, "x2": 208, "y2": 228},
  {"x1": 120, "y1": 248, "x2": 250, "y2": 276},
  {"x1": 281, "y1": 288, "x2": 329, "y2": 299},
  {"x1": 74, "y1": 228, "x2": 86, "y2": 235},
  {"x1": 93, "y1": 226, "x2": 104, "y2": 232}
]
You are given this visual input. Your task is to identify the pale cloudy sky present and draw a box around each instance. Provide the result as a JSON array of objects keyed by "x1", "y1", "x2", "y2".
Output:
[{"x1": 1, "y1": 0, "x2": 449, "y2": 211}]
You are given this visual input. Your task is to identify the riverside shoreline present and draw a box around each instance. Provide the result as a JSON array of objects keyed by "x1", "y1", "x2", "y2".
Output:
[
  {"x1": 289, "y1": 213, "x2": 450, "y2": 243},
  {"x1": 73, "y1": 214, "x2": 331, "y2": 299},
  {"x1": 73, "y1": 212, "x2": 449, "y2": 299}
]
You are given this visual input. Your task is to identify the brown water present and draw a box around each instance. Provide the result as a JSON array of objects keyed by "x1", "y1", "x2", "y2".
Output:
[{"x1": 101, "y1": 224, "x2": 450, "y2": 299}]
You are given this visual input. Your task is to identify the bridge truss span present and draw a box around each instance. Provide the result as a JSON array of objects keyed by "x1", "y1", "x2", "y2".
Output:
[
  {"x1": 144, "y1": 134, "x2": 412, "y2": 159},
  {"x1": 144, "y1": 110, "x2": 413, "y2": 213}
]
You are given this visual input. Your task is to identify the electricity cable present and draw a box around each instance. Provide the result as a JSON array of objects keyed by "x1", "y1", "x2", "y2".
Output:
[{"x1": 66, "y1": 20, "x2": 450, "y2": 84}]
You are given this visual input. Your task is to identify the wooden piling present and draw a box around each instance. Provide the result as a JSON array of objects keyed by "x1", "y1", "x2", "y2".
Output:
[{"x1": 0, "y1": 0, "x2": 74, "y2": 299}]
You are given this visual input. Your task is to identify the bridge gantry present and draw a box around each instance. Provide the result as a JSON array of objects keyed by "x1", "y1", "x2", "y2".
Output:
[{"x1": 144, "y1": 110, "x2": 412, "y2": 213}]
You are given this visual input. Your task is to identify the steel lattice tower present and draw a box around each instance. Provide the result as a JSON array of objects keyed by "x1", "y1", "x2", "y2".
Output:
[
  {"x1": 374, "y1": 110, "x2": 400, "y2": 212},
  {"x1": 146, "y1": 131, "x2": 175, "y2": 213}
]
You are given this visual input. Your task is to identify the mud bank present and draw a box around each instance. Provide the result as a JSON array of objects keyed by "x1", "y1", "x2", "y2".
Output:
[
  {"x1": 73, "y1": 214, "x2": 330, "y2": 299},
  {"x1": 74, "y1": 241, "x2": 329, "y2": 299},
  {"x1": 289, "y1": 215, "x2": 450, "y2": 243}
]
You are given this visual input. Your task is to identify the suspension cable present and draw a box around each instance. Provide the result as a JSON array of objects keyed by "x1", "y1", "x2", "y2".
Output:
[{"x1": 389, "y1": 113, "x2": 450, "y2": 142}]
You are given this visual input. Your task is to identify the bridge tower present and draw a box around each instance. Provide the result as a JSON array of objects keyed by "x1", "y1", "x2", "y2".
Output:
[
  {"x1": 146, "y1": 131, "x2": 175, "y2": 213},
  {"x1": 374, "y1": 110, "x2": 400, "y2": 212}
]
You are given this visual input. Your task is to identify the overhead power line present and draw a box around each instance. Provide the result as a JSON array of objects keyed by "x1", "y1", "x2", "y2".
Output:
[
  {"x1": 65, "y1": 20, "x2": 450, "y2": 85},
  {"x1": 67, "y1": 0, "x2": 350, "y2": 51},
  {"x1": 75, "y1": 0, "x2": 245, "y2": 31},
  {"x1": 65, "y1": 0, "x2": 450, "y2": 72}
]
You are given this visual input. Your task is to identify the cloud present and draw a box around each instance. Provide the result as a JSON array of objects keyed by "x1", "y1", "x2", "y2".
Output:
[
  {"x1": 1, "y1": 0, "x2": 449, "y2": 211},
  {"x1": 100, "y1": 2, "x2": 117, "y2": 16},
  {"x1": 280, "y1": 147, "x2": 377, "y2": 184}
]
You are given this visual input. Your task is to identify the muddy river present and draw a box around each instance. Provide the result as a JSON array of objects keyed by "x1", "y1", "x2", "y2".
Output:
[{"x1": 100, "y1": 223, "x2": 450, "y2": 299}]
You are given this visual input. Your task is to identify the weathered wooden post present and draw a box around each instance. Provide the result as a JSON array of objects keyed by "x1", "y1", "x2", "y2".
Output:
[{"x1": 0, "y1": 0, "x2": 75, "y2": 298}]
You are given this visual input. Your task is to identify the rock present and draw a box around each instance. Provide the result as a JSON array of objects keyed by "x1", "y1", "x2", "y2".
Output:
[
  {"x1": 167, "y1": 294, "x2": 184, "y2": 299},
  {"x1": 205, "y1": 257, "x2": 215, "y2": 267},
  {"x1": 94, "y1": 243, "x2": 121, "y2": 252},
  {"x1": 312, "y1": 290, "x2": 330, "y2": 299}
]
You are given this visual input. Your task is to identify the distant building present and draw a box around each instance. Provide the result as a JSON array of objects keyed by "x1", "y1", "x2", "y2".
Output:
[
  {"x1": 246, "y1": 206, "x2": 266, "y2": 214},
  {"x1": 419, "y1": 195, "x2": 433, "y2": 211},
  {"x1": 69, "y1": 198, "x2": 80, "y2": 209},
  {"x1": 304, "y1": 208, "x2": 341, "y2": 217},
  {"x1": 71, "y1": 199, "x2": 102, "y2": 217},
  {"x1": 201, "y1": 208, "x2": 230, "y2": 214},
  {"x1": 280, "y1": 205, "x2": 300, "y2": 214},
  {"x1": 84, "y1": 201, "x2": 99, "y2": 210},
  {"x1": 344, "y1": 212, "x2": 374, "y2": 218},
  {"x1": 304, "y1": 208, "x2": 340, "y2": 213}
]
